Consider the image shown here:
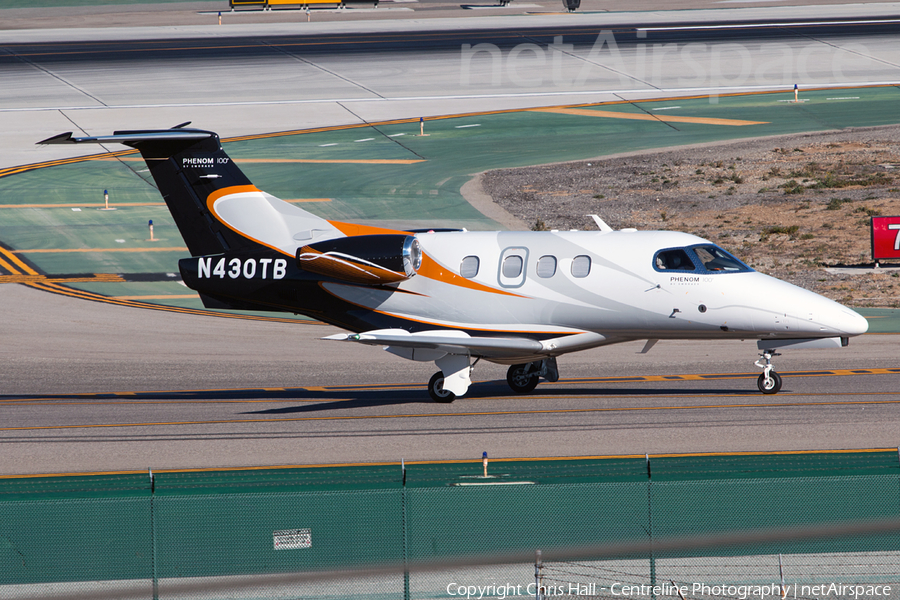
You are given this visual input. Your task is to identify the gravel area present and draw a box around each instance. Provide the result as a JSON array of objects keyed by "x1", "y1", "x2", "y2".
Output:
[{"x1": 479, "y1": 125, "x2": 900, "y2": 308}]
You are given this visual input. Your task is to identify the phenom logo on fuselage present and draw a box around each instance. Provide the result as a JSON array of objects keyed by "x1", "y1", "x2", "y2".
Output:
[
  {"x1": 182, "y1": 157, "x2": 215, "y2": 166},
  {"x1": 670, "y1": 276, "x2": 700, "y2": 283}
]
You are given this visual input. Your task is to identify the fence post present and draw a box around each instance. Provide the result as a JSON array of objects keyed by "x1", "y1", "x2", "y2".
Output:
[
  {"x1": 402, "y1": 459, "x2": 410, "y2": 600},
  {"x1": 647, "y1": 454, "x2": 656, "y2": 600},
  {"x1": 150, "y1": 468, "x2": 158, "y2": 600},
  {"x1": 534, "y1": 549, "x2": 543, "y2": 600},
  {"x1": 779, "y1": 553, "x2": 786, "y2": 599}
]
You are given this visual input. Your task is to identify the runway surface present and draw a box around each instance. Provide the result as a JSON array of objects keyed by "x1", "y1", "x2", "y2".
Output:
[
  {"x1": 3, "y1": 284, "x2": 899, "y2": 475},
  {"x1": 4, "y1": 6, "x2": 900, "y2": 169},
  {"x1": 1, "y1": 4, "x2": 899, "y2": 475}
]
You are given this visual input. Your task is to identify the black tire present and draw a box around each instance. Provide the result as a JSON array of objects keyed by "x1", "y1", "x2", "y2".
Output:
[
  {"x1": 757, "y1": 371, "x2": 782, "y2": 394},
  {"x1": 506, "y1": 364, "x2": 540, "y2": 394},
  {"x1": 428, "y1": 371, "x2": 456, "y2": 403}
]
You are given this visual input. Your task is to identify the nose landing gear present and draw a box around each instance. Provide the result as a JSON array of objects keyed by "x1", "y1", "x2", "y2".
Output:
[{"x1": 755, "y1": 349, "x2": 783, "y2": 394}]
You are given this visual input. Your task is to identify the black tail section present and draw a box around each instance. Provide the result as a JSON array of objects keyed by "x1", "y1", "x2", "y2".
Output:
[
  {"x1": 39, "y1": 126, "x2": 383, "y2": 322},
  {"x1": 39, "y1": 126, "x2": 264, "y2": 256}
]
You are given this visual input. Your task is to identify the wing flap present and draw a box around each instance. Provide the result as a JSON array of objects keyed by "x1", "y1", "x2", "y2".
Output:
[{"x1": 323, "y1": 329, "x2": 544, "y2": 353}]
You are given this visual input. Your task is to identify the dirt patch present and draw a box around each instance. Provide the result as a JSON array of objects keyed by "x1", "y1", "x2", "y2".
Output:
[{"x1": 480, "y1": 125, "x2": 900, "y2": 308}]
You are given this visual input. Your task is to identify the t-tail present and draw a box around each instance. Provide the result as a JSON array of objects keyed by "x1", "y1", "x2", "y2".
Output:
[
  {"x1": 38, "y1": 124, "x2": 421, "y2": 318},
  {"x1": 39, "y1": 123, "x2": 345, "y2": 255}
]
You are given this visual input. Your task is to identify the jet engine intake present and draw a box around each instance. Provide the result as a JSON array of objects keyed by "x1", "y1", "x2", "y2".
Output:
[{"x1": 296, "y1": 234, "x2": 422, "y2": 285}]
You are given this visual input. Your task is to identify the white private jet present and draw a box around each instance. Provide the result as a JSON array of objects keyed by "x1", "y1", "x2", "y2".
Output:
[{"x1": 40, "y1": 125, "x2": 868, "y2": 401}]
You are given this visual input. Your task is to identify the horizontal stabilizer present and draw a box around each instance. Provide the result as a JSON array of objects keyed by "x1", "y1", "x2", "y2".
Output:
[{"x1": 38, "y1": 129, "x2": 213, "y2": 146}]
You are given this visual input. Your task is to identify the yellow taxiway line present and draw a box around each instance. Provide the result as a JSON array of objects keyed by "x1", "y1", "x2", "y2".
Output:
[
  {"x1": 14, "y1": 247, "x2": 187, "y2": 253},
  {"x1": 3, "y1": 391, "x2": 900, "y2": 433},
  {"x1": 94, "y1": 157, "x2": 425, "y2": 164},
  {"x1": 2, "y1": 368, "x2": 898, "y2": 407},
  {"x1": 0, "y1": 199, "x2": 329, "y2": 209},
  {"x1": 113, "y1": 294, "x2": 199, "y2": 300},
  {"x1": 0, "y1": 246, "x2": 313, "y2": 324},
  {"x1": 0, "y1": 202, "x2": 166, "y2": 208},
  {"x1": 529, "y1": 107, "x2": 768, "y2": 126}
]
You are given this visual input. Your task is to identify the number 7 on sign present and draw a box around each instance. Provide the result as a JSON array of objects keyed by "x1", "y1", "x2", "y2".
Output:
[{"x1": 890, "y1": 224, "x2": 900, "y2": 251}]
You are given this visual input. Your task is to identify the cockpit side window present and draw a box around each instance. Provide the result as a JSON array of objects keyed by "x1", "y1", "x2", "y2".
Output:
[
  {"x1": 654, "y1": 248, "x2": 696, "y2": 271},
  {"x1": 692, "y1": 245, "x2": 750, "y2": 272}
]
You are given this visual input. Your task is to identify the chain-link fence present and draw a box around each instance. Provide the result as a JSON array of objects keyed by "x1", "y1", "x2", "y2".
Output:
[
  {"x1": 1, "y1": 451, "x2": 898, "y2": 600},
  {"x1": 536, "y1": 552, "x2": 900, "y2": 600}
]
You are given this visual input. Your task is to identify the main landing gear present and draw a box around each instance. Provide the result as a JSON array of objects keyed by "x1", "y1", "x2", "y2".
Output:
[
  {"x1": 428, "y1": 371, "x2": 456, "y2": 403},
  {"x1": 755, "y1": 349, "x2": 783, "y2": 394},
  {"x1": 428, "y1": 357, "x2": 559, "y2": 403},
  {"x1": 506, "y1": 363, "x2": 540, "y2": 394},
  {"x1": 507, "y1": 358, "x2": 559, "y2": 393}
]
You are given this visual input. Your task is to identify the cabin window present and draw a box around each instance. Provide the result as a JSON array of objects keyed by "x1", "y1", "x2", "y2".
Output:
[
  {"x1": 654, "y1": 248, "x2": 695, "y2": 271},
  {"x1": 502, "y1": 255, "x2": 523, "y2": 278},
  {"x1": 460, "y1": 255, "x2": 480, "y2": 278},
  {"x1": 571, "y1": 255, "x2": 591, "y2": 278},
  {"x1": 536, "y1": 255, "x2": 557, "y2": 278},
  {"x1": 498, "y1": 247, "x2": 528, "y2": 288}
]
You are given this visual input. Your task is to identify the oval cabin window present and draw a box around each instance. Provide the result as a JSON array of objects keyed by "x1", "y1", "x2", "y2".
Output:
[
  {"x1": 571, "y1": 255, "x2": 591, "y2": 278},
  {"x1": 460, "y1": 255, "x2": 480, "y2": 278},
  {"x1": 502, "y1": 255, "x2": 523, "y2": 278},
  {"x1": 536, "y1": 255, "x2": 557, "y2": 278}
]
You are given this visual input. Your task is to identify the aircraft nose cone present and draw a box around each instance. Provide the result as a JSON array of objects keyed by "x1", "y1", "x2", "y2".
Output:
[
  {"x1": 790, "y1": 288, "x2": 868, "y2": 337},
  {"x1": 840, "y1": 307, "x2": 869, "y2": 336},
  {"x1": 813, "y1": 301, "x2": 868, "y2": 336}
]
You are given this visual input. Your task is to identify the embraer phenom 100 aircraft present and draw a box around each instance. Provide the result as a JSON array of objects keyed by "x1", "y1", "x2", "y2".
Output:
[{"x1": 40, "y1": 125, "x2": 868, "y2": 401}]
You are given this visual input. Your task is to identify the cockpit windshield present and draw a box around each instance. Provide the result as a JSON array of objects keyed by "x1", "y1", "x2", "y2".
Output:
[
  {"x1": 692, "y1": 245, "x2": 750, "y2": 271},
  {"x1": 654, "y1": 244, "x2": 751, "y2": 273}
]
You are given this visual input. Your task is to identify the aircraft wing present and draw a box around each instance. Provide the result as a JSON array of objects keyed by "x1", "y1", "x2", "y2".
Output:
[{"x1": 323, "y1": 328, "x2": 544, "y2": 357}]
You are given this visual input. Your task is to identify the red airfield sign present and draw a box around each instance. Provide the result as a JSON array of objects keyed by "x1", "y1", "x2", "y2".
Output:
[{"x1": 871, "y1": 216, "x2": 900, "y2": 261}]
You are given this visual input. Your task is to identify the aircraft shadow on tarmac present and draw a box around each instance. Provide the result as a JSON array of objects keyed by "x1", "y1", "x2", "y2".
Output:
[
  {"x1": 1, "y1": 378, "x2": 768, "y2": 414},
  {"x1": 242, "y1": 381, "x2": 763, "y2": 415}
]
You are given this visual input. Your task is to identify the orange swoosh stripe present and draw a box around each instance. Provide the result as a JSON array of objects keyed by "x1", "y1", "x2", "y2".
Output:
[
  {"x1": 326, "y1": 223, "x2": 525, "y2": 298},
  {"x1": 327, "y1": 220, "x2": 410, "y2": 237},
  {"x1": 205, "y1": 185, "x2": 294, "y2": 256},
  {"x1": 417, "y1": 253, "x2": 524, "y2": 298},
  {"x1": 206, "y1": 184, "x2": 261, "y2": 208}
]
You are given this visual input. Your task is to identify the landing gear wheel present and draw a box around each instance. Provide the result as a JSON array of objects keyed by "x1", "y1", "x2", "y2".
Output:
[
  {"x1": 507, "y1": 364, "x2": 540, "y2": 394},
  {"x1": 757, "y1": 371, "x2": 782, "y2": 394},
  {"x1": 428, "y1": 371, "x2": 456, "y2": 403}
]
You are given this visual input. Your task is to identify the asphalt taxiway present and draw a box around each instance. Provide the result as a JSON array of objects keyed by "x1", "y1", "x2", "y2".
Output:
[
  {"x1": 3, "y1": 283, "x2": 899, "y2": 475},
  {"x1": 1, "y1": 2, "x2": 899, "y2": 474}
]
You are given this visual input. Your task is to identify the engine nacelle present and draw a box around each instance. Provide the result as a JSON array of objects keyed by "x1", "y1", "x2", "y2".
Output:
[{"x1": 296, "y1": 234, "x2": 422, "y2": 285}]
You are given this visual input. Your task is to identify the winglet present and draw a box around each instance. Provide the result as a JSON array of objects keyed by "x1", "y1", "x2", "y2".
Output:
[
  {"x1": 323, "y1": 333, "x2": 354, "y2": 341},
  {"x1": 37, "y1": 132, "x2": 75, "y2": 145}
]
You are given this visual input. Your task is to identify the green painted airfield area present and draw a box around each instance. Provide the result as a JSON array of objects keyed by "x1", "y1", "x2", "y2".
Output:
[{"x1": 2, "y1": 86, "x2": 899, "y2": 328}]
